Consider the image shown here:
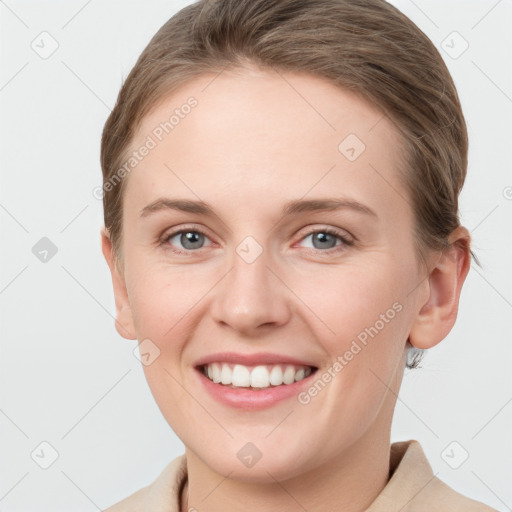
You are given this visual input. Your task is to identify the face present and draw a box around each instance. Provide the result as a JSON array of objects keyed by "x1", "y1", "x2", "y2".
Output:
[{"x1": 105, "y1": 65, "x2": 435, "y2": 482}]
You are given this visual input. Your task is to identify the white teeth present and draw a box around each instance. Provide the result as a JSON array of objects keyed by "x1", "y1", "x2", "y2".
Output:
[
  {"x1": 220, "y1": 364, "x2": 231, "y2": 385},
  {"x1": 202, "y1": 362, "x2": 314, "y2": 389},
  {"x1": 269, "y1": 365, "x2": 283, "y2": 386},
  {"x1": 232, "y1": 364, "x2": 251, "y2": 386},
  {"x1": 212, "y1": 362, "x2": 221, "y2": 383},
  {"x1": 283, "y1": 365, "x2": 296, "y2": 384},
  {"x1": 250, "y1": 366, "x2": 269, "y2": 388}
]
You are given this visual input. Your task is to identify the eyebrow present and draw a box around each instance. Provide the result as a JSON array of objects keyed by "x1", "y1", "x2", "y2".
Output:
[{"x1": 140, "y1": 197, "x2": 378, "y2": 219}]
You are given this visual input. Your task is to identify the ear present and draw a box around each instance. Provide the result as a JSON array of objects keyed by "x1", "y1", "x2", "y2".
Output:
[
  {"x1": 408, "y1": 226, "x2": 472, "y2": 350},
  {"x1": 100, "y1": 227, "x2": 137, "y2": 340}
]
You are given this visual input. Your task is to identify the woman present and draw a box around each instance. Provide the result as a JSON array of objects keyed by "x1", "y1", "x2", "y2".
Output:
[{"x1": 99, "y1": 0, "x2": 496, "y2": 510}]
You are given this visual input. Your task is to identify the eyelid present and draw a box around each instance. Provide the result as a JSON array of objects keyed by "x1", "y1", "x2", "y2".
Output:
[
  {"x1": 159, "y1": 224, "x2": 354, "y2": 255},
  {"x1": 159, "y1": 224, "x2": 215, "y2": 254},
  {"x1": 295, "y1": 224, "x2": 354, "y2": 243},
  {"x1": 293, "y1": 225, "x2": 354, "y2": 253}
]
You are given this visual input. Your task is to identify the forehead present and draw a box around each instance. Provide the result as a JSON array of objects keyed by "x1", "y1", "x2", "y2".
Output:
[{"x1": 123, "y1": 65, "x2": 410, "y2": 227}]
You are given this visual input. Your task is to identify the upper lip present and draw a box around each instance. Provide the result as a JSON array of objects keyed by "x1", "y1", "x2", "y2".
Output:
[{"x1": 194, "y1": 352, "x2": 318, "y2": 369}]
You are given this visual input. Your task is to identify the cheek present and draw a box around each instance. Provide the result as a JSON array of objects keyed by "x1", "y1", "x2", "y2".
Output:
[
  {"x1": 292, "y1": 262, "x2": 406, "y2": 347},
  {"x1": 140, "y1": 359, "x2": 197, "y2": 445},
  {"x1": 127, "y1": 261, "x2": 215, "y2": 338},
  {"x1": 294, "y1": 264, "x2": 409, "y2": 427},
  {"x1": 291, "y1": 260, "x2": 412, "y2": 408}
]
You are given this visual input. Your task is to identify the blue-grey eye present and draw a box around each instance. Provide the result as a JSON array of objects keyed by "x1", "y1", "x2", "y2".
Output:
[
  {"x1": 307, "y1": 231, "x2": 340, "y2": 250},
  {"x1": 169, "y1": 231, "x2": 206, "y2": 250}
]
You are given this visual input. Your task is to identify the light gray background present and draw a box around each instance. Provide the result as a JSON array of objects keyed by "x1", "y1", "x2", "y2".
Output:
[{"x1": 0, "y1": 0, "x2": 510, "y2": 510}]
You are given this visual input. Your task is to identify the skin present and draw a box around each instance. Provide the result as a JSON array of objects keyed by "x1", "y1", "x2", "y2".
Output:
[{"x1": 101, "y1": 64, "x2": 471, "y2": 512}]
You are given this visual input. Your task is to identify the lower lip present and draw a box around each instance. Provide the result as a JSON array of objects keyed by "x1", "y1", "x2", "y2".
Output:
[{"x1": 195, "y1": 367, "x2": 318, "y2": 410}]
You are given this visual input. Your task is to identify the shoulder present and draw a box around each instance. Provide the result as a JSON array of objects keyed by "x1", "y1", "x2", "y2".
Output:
[
  {"x1": 102, "y1": 485, "x2": 150, "y2": 512},
  {"x1": 102, "y1": 453, "x2": 187, "y2": 512},
  {"x1": 421, "y1": 475, "x2": 497, "y2": 512},
  {"x1": 368, "y1": 440, "x2": 497, "y2": 511}
]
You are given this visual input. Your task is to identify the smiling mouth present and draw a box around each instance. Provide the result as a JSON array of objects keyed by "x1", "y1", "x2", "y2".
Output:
[{"x1": 197, "y1": 362, "x2": 318, "y2": 390}]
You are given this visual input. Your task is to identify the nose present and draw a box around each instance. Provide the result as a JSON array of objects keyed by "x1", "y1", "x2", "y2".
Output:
[{"x1": 210, "y1": 246, "x2": 292, "y2": 335}]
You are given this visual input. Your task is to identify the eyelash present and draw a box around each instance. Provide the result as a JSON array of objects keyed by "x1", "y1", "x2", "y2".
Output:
[{"x1": 158, "y1": 224, "x2": 355, "y2": 256}]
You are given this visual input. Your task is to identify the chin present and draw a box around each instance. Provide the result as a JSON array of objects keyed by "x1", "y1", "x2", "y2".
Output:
[{"x1": 193, "y1": 440, "x2": 315, "y2": 484}]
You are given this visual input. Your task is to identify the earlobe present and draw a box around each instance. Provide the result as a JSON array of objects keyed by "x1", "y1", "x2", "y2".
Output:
[
  {"x1": 408, "y1": 226, "x2": 471, "y2": 350},
  {"x1": 100, "y1": 227, "x2": 137, "y2": 340}
]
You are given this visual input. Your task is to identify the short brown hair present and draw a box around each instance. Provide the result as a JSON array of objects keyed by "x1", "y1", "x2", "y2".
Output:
[{"x1": 100, "y1": 0, "x2": 480, "y2": 368}]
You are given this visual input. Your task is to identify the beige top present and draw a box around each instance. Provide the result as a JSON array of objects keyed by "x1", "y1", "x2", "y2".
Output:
[{"x1": 103, "y1": 439, "x2": 497, "y2": 511}]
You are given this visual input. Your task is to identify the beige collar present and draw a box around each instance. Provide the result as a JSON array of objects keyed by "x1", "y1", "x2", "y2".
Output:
[{"x1": 134, "y1": 439, "x2": 495, "y2": 511}]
